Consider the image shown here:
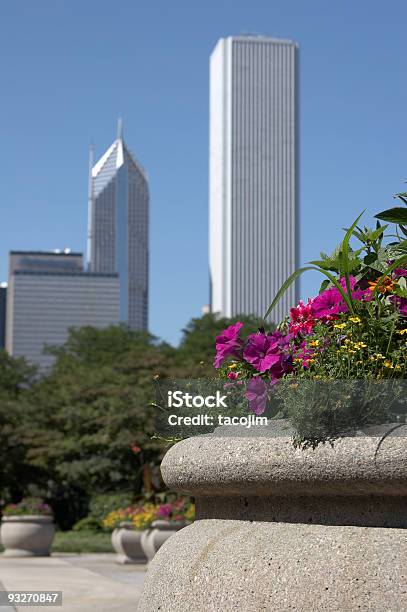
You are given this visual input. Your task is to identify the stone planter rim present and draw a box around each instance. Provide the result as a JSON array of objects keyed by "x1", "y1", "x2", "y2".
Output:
[
  {"x1": 160, "y1": 423, "x2": 407, "y2": 498},
  {"x1": 118, "y1": 521, "x2": 135, "y2": 529},
  {"x1": 150, "y1": 519, "x2": 187, "y2": 530},
  {"x1": 2, "y1": 515, "x2": 54, "y2": 522}
]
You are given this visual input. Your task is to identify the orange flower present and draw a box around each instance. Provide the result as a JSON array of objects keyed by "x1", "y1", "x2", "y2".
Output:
[{"x1": 368, "y1": 276, "x2": 395, "y2": 293}]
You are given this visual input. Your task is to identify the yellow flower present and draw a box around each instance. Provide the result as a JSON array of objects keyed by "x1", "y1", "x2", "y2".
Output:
[
  {"x1": 354, "y1": 342, "x2": 367, "y2": 350},
  {"x1": 397, "y1": 328, "x2": 407, "y2": 336},
  {"x1": 184, "y1": 504, "x2": 195, "y2": 522},
  {"x1": 395, "y1": 365, "x2": 402, "y2": 371},
  {"x1": 228, "y1": 363, "x2": 237, "y2": 369},
  {"x1": 349, "y1": 316, "x2": 362, "y2": 324},
  {"x1": 333, "y1": 323, "x2": 346, "y2": 330},
  {"x1": 309, "y1": 340, "x2": 319, "y2": 347}
]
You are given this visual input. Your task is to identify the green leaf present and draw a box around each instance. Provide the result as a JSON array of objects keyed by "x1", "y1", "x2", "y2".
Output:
[
  {"x1": 319, "y1": 279, "x2": 330, "y2": 294},
  {"x1": 341, "y1": 211, "x2": 365, "y2": 305},
  {"x1": 264, "y1": 266, "x2": 355, "y2": 319},
  {"x1": 264, "y1": 267, "x2": 313, "y2": 319},
  {"x1": 363, "y1": 252, "x2": 377, "y2": 265},
  {"x1": 369, "y1": 225, "x2": 388, "y2": 242},
  {"x1": 374, "y1": 207, "x2": 407, "y2": 224}
]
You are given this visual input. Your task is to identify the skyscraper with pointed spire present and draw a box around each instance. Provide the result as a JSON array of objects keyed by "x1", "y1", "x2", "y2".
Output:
[{"x1": 88, "y1": 120, "x2": 149, "y2": 330}]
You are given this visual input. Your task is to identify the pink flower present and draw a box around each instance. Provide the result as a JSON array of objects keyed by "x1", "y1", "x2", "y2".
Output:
[
  {"x1": 246, "y1": 377, "x2": 268, "y2": 415},
  {"x1": 214, "y1": 322, "x2": 244, "y2": 368},
  {"x1": 243, "y1": 332, "x2": 281, "y2": 373},
  {"x1": 227, "y1": 371, "x2": 239, "y2": 380},
  {"x1": 289, "y1": 298, "x2": 316, "y2": 335},
  {"x1": 157, "y1": 503, "x2": 172, "y2": 518},
  {"x1": 313, "y1": 277, "x2": 372, "y2": 321}
]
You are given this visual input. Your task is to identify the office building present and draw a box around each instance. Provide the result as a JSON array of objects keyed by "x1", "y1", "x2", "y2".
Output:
[
  {"x1": 209, "y1": 35, "x2": 299, "y2": 323},
  {"x1": 0, "y1": 284, "x2": 6, "y2": 349},
  {"x1": 88, "y1": 120, "x2": 149, "y2": 330},
  {"x1": 6, "y1": 251, "x2": 120, "y2": 369}
]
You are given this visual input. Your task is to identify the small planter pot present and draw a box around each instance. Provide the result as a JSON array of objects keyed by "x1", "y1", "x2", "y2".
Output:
[
  {"x1": 1, "y1": 515, "x2": 55, "y2": 557},
  {"x1": 140, "y1": 520, "x2": 186, "y2": 562},
  {"x1": 111, "y1": 521, "x2": 147, "y2": 564}
]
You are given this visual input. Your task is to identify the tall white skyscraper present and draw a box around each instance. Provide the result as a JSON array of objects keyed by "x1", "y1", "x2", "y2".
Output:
[
  {"x1": 209, "y1": 36, "x2": 299, "y2": 323},
  {"x1": 88, "y1": 121, "x2": 149, "y2": 330}
]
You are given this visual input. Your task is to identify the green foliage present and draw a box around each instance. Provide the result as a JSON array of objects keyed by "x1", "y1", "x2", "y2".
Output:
[
  {"x1": 88, "y1": 493, "x2": 134, "y2": 522},
  {"x1": 0, "y1": 315, "x2": 260, "y2": 528},
  {"x1": 51, "y1": 530, "x2": 113, "y2": 553},
  {"x1": 72, "y1": 516, "x2": 103, "y2": 533}
]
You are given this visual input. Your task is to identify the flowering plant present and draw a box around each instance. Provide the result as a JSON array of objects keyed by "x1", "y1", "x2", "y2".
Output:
[
  {"x1": 102, "y1": 498, "x2": 195, "y2": 531},
  {"x1": 214, "y1": 193, "x2": 407, "y2": 447},
  {"x1": 101, "y1": 505, "x2": 144, "y2": 530},
  {"x1": 2, "y1": 497, "x2": 53, "y2": 516}
]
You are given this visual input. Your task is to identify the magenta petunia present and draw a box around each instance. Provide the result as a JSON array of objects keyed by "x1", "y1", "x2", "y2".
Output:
[
  {"x1": 391, "y1": 296, "x2": 407, "y2": 316},
  {"x1": 246, "y1": 377, "x2": 268, "y2": 415},
  {"x1": 243, "y1": 333, "x2": 281, "y2": 373},
  {"x1": 312, "y1": 287, "x2": 347, "y2": 320},
  {"x1": 213, "y1": 322, "x2": 244, "y2": 368}
]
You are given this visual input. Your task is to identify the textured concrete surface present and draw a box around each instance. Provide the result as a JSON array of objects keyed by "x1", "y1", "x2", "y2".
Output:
[
  {"x1": 138, "y1": 519, "x2": 407, "y2": 612},
  {"x1": 161, "y1": 423, "x2": 407, "y2": 496},
  {"x1": 139, "y1": 426, "x2": 407, "y2": 611},
  {"x1": 0, "y1": 553, "x2": 146, "y2": 611}
]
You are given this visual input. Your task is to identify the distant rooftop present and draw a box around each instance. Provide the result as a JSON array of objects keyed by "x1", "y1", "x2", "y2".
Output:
[
  {"x1": 14, "y1": 271, "x2": 118, "y2": 278},
  {"x1": 213, "y1": 34, "x2": 299, "y2": 50},
  {"x1": 10, "y1": 250, "x2": 82, "y2": 257}
]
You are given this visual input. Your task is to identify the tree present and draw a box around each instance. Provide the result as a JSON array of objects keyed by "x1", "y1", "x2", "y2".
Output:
[{"x1": 0, "y1": 351, "x2": 38, "y2": 502}]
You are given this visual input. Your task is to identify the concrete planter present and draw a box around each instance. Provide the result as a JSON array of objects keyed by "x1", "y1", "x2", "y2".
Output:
[
  {"x1": 111, "y1": 522, "x2": 146, "y2": 564},
  {"x1": 1, "y1": 515, "x2": 55, "y2": 557},
  {"x1": 140, "y1": 520, "x2": 187, "y2": 563},
  {"x1": 139, "y1": 423, "x2": 407, "y2": 611}
]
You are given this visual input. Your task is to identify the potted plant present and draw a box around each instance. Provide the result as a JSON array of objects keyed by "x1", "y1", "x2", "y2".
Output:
[
  {"x1": 1, "y1": 498, "x2": 55, "y2": 557},
  {"x1": 212, "y1": 196, "x2": 407, "y2": 446},
  {"x1": 140, "y1": 499, "x2": 195, "y2": 563},
  {"x1": 138, "y1": 194, "x2": 407, "y2": 611},
  {"x1": 103, "y1": 505, "x2": 147, "y2": 564}
]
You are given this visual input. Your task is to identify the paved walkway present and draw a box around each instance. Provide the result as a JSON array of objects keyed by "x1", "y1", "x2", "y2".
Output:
[{"x1": 0, "y1": 553, "x2": 146, "y2": 611}]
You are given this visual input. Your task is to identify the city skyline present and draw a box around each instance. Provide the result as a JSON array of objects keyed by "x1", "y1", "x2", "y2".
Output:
[
  {"x1": 1, "y1": 1, "x2": 406, "y2": 345},
  {"x1": 209, "y1": 35, "x2": 299, "y2": 322},
  {"x1": 89, "y1": 120, "x2": 149, "y2": 330}
]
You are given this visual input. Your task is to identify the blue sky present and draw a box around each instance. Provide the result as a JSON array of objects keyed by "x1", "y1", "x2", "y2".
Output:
[{"x1": 1, "y1": 1, "x2": 406, "y2": 345}]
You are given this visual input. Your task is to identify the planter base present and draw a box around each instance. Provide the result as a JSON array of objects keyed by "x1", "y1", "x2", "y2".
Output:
[
  {"x1": 139, "y1": 519, "x2": 407, "y2": 611},
  {"x1": 2, "y1": 548, "x2": 51, "y2": 558}
]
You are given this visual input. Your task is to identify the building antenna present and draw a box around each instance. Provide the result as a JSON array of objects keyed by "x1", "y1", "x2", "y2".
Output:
[
  {"x1": 117, "y1": 117, "x2": 123, "y2": 140},
  {"x1": 86, "y1": 143, "x2": 94, "y2": 269}
]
